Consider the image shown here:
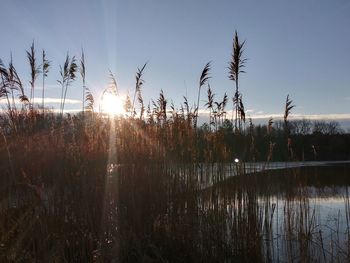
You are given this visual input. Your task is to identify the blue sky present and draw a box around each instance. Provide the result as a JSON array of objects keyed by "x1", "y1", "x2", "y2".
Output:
[{"x1": 1, "y1": 0, "x2": 349, "y2": 123}]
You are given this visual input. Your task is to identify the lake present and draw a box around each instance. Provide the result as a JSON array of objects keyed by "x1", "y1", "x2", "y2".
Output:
[{"x1": 201, "y1": 162, "x2": 350, "y2": 262}]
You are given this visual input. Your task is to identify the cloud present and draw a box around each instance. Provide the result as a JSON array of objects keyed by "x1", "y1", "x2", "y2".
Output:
[
  {"x1": 0, "y1": 107, "x2": 82, "y2": 114},
  {"x1": 195, "y1": 108, "x2": 350, "y2": 121},
  {"x1": 51, "y1": 108, "x2": 82, "y2": 113},
  {"x1": 0, "y1": 97, "x2": 81, "y2": 105},
  {"x1": 250, "y1": 113, "x2": 350, "y2": 120},
  {"x1": 34, "y1": 97, "x2": 81, "y2": 104},
  {"x1": 196, "y1": 111, "x2": 350, "y2": 127},
  {"x1": 197, "y1": 109, "x2": 211, "y2": 115}
]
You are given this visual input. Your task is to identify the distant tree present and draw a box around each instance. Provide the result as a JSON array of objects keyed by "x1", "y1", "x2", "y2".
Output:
[
  {"x1": 290, "y1": 119, "x2": 312, "y2": 135},
  {"x1": 327, "y1": 121, "x2": 343, "y2": 135},
  {"x1": 313, "y1": 120, "x2": 342, "y2": 135},
  {"x1": 313, "y1": 121, "x2": 327, "y2": 135},
  {"x1": 274, "y1": 120, "x2": 284, "y2": 134},
  {"x1": 221, "y1": 119, "x2": 233, "y2": 131},
  {"x1": 199, "y1": 122, "x2": 211, "y2": 133}
]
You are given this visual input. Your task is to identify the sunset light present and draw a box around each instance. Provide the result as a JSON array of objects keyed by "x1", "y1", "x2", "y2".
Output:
[
  {"x1": 101, "y1": 93, "x2": 124, "y2": 116},
  {"x1": 1, "y1": 1, "x2": 350, "y2": 261}
]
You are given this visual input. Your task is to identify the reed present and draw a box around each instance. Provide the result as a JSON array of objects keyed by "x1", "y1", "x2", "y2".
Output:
[
  {"x1": 194, "y1": 61, "x2": 211, "y2": 129},
  {"x1": 284, "y1": 94, "x2": 295, "y2": 160},
  {"x1": 58, "y1": 54, "x2": 77, "y2": 116},
  {"x1": 26, "y1": 41, "x2": 41, "y2": 110},
  {"x1": 229, "y1": 30, "x2": 247, "y2": 133},
  {"x1": 41, "y1": 49, "x2": 50, "y2": 111},
  {"x1": 1, "y1": 42, "x2": 350, "y2": 263},
  {"x1": 132, "y1": 63, "x2": 147, "y2": 117},
  {"x1": 80, "y1": 49, "x2": 86, "y2": 113}
]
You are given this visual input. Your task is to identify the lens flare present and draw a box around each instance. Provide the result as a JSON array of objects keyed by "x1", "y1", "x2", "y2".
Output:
[{"x1": 102, "y1": 93, "x2": 124, "y2": 116}]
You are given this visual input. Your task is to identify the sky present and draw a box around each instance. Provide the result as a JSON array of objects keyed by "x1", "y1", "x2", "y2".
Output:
[{"x1": 1, "y1": 0, "x2": 349, "y2": 125}]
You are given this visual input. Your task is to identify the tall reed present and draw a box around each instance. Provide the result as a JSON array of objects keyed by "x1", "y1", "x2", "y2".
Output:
[
  {"x1": 229, "y1": 30, "x2": 247, "y2": 133},
  {"x1": 58, "y1": 54, "x2": 77, "y2": 116},
  {"x1": 194, "y1": 61, "x2": 211, "y2": 129},
  {"x1": 41, "y1": 49, "x2": 50, "y2": 110},
  {"x1": 1, "y1": 43, "x2": 350, "y2": 263},
  {"x1": 26, "y1": 41, "x2": 41, "y2": 110}
]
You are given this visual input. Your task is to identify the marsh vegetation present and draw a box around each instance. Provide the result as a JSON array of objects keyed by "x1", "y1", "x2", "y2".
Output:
[{"x1": 1, "y1": 35, "x2": 350, "y2": 262}]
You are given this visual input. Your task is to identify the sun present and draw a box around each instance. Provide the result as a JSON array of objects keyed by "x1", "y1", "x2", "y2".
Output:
[{"x1": 101, "y1": 93, "x2": 125, "y2": 116}]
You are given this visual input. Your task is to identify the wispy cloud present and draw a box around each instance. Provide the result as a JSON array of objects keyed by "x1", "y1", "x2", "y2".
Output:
[
  {"x1": 197, "y1": 110, "x2": 350, "y2": 121},
  {"x1": 0, "y1": 97, "x2": 81, "y2": 105},
  {"x1": 51, "y1": 108, "x2": 82, "y2": 113},
  {"x1": 0, "y1": 107, "x2": 82, "y2": 114},
  {"x1": 245, "y1": 113, "x2": 350, "y2": 120},
  {"x1": 35, "y1": 97, "x2": 81, "y2": 104}
]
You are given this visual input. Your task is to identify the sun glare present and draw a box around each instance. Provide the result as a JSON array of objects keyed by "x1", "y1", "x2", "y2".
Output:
[{"x1": 101, "y1": 93, "x2": 125, "y2": 116}]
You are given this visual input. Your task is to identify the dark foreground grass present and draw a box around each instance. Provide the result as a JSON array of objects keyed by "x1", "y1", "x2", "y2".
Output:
[
  {"x1": 0, "y1": 112, "x2": 245, "y2": 262},
  {"x1": 1, "y1": 112, "x2": 350, "y2": 262},
  {"x1": 1, "y1": 36, "x2": 350, "y2": 262}
]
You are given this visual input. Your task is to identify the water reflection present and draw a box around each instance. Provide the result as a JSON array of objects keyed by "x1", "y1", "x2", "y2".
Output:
[{"x1": 206, "y1": 163, "x2": 350, "y2": 262}]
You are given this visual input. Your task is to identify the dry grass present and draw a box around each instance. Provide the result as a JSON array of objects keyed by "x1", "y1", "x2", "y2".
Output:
[{"x1": 1, "y1": 41, "x2": 350, "y2": 262}]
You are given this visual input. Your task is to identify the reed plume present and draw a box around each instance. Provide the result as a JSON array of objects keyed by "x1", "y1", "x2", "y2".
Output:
[
  {"x1": 284, "y1": 94, "x2": 295, "y2": 160},
  {"x1": 195, "y1": 61, "x2": 211, "y2": 128},
  {"x1": 85, "y1": 87, "x2": 94, "y2": 112},
  {"x1": 229, "y1": 30, "x2": 247, "y2": 132},
  {"x1": 132, "y1": 63, "x2": 147, "y2": 117},
  {"x1": 80, "y1": 49, "x2": 86, "y2": 113},
  {"x1": 26, "y1": 41, "x2": 41, "y2": 110},
  {"x1": 205, "y1": 84, "x2": 214, "y2": 130},
  {"x1": 41, "y1": 49, "x2": 50, "y2": 110},
  {"x1": 58, "y1": 54, "x2": 77, "y2": 116}
]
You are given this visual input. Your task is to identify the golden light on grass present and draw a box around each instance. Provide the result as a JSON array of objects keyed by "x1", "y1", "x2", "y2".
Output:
[{"x1": 101, "y1": 92, "x2": 124, "y2": 116}]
